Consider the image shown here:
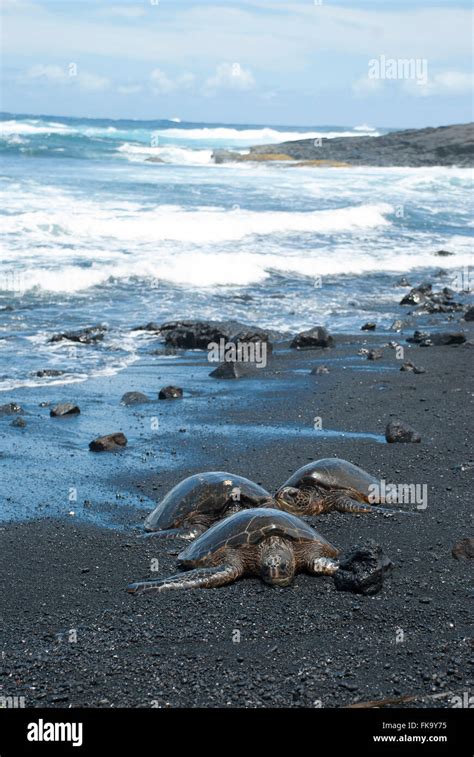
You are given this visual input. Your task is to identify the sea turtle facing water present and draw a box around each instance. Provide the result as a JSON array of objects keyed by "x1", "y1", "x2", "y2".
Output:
[
  {"x1": 127, "y1": 508, "x2": 340, "y2": 593},
  {"x1": 143, "y1": 472, "x2": 274, "y2": 540},
  {"x1": 275, "y1": 458, "x2": 403, "y2": 515}
]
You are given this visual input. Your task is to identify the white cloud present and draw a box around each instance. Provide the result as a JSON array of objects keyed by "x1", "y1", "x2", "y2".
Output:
[
  {"x1": 352, "y1": 67, "x2": 473, "y2": 99},
  {"x1": 404, "y1": 71, "x2": 474, "y2": 98},
  {"x1": 352, "y1": 76, "x2": 383, "y2": 98},
  {"x1": 6, "y1": 4, "x2": 470, "y2": 72},
  {"x1": 117, "y1": 83, "x2": 144, "y2": 95},
  {"x1": 25, "y1": 64, "x2": 110, "y2": 91},
  {"x1": 150, "y1": 68, "x2": 175, "y2": 94},
  {"x1": 98, "y1": 6, "x2": 147, "y2": 20},
  {"x1": 204, "y1": 62, "x2": 255, "y2": 94},
  {"x1": 76, "y1": 71, "x2": 110, "y2": 92},
  {"x1": 150, "y1": 69, "x2": 195, "y2": 94},
  {"x1": 27, "y1": 64, "x2": 68, "y2": 82}
]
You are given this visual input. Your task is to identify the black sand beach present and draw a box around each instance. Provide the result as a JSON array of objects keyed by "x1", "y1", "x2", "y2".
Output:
[{"x1": 1, "y1": 309, "x2": 472, "y2": 709}]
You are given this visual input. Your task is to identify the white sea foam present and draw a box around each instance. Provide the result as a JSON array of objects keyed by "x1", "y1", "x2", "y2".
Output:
[
  {"x1": 156, "y1": 126, "x2": 380, "y2": 142},
  {"x1": 117, "y1": 142, "x2": 214, "y2": 165},
  {"x1": 0, "y1": 119, "x2": 73, "y2": 137},
  {"x1": 0, "y1": 200, "x2": 393, "y2": 249},
  {"x1": 0, "y1": 355, "x2": 139, "y2": 391},
  {"x1": 354, "y1": 123, "x2": 377, "y2": 132},
  {"x1": 1, "y1": 119, "x2": 380, "y2": 147},
  {"x1": 7, "y1": 238, "x2": 473, "y2": 294},
  {"x1": 1, "y1": 164, "x2": 471, "y2": 296}
]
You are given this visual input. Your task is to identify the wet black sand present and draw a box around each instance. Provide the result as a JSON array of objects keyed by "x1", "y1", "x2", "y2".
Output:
[{"x1": 1, "y1": 320, "x2": 472, "y2": 709}]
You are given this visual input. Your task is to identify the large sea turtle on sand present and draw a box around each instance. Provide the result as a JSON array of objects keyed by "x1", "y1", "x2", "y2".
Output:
[
  {"x1": 275, "y1": 458, "x2": 404, "y2": 515},
  {"x1": 128, "y1": 508, "x2": 340, "y2": 593},
  {"x1": 143, "y1": 472, "x2": 274, "y2": 540}
]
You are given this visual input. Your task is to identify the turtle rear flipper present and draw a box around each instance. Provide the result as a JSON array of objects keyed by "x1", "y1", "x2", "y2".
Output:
[{"x1": 127, "y1": 564, "x2": 241, "y2": 594}]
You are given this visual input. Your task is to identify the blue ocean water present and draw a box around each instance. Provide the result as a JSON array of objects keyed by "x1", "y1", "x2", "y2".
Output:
[{"x1": 0, "y1": 113, "x2": 472, "y2": 390}]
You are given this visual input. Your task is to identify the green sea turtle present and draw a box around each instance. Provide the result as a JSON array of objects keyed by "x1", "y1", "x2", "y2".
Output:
[
  {"x1": 275, "y1": 458, "x2": 404, "y2": 515},
  {"x1": 127, "y1": 508, "x2": 340, "y2": 593},
  {"x1": 143, "y1": 472, "x2": 274, "y2": 540}
]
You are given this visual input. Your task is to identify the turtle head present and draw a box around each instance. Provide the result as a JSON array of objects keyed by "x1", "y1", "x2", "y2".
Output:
[
  {"x1": 260, "y1": 538, "x2": 295, "y2": 587},
  {"x1": 275, "y1": 486, "x2": 308, "y2": 513}
]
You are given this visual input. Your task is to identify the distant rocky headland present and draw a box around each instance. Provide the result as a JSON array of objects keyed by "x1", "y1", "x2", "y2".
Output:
[{"x1": 212, "y1": 123, "x2": 474, "y2": 168}]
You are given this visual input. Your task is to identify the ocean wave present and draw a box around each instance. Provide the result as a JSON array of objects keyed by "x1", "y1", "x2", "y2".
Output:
[
  {"x1": 117, "y1": 142, "x2": 214, "y2": 165},
  {"x1": 0, "y1": 202, "x2": 393, "y2": 250},
  {"x1": 0, "y1": 119, "x2": 380, "y2": 147},
  {"x1": 3, "y1": 243, "x2": 471, "y2": 295},
  {"x1": 0, "y1": 119, "x2": 73, "y2": 137},
  {"x1": 155, "y1": 126, "x2": 380, "y2": 142}
]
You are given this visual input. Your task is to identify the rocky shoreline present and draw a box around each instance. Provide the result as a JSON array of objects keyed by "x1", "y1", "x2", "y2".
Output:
[
  {"x1": 0, "y1": 271, "x2": 472, "y2": 709},
  {"x1": 212, "y1": 123, "x2": 474, "y2": 167}
]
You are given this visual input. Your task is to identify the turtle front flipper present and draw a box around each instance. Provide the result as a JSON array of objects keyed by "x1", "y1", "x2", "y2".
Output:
[
  {"x1": 127, "y1": 564, "x2": 241, "y2": 594},
  {"x1": 323, "y1": 492, "x2": 417, "y2": 515},
  {"x1": 310, "y1": 557, "x2": 340, "y2": 576}
]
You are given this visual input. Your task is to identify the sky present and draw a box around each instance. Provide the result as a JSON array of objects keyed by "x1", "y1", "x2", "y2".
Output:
[{"x1": 1, "y1": 0, "x2": 473, "y2": 128}]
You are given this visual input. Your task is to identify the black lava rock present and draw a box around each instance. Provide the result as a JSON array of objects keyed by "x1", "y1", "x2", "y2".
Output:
[
  {"x1": 121, "y1": 392, "x2": 149, "y2": 405},
  {"x1": 430, "y1": 332, "x2": 466, "y2": 346},
  {"x1": 133, "y1": 322, "x2": 161, "y2": 332},
  {"x1": 334, "y1": 543, "x2": 393, "y2": 595},
  {"x1": 209, "y1": 363, "x2": 243, "y2": 379},
  {"x1": 400, "y1": 287, "x2": 428, "y2": 306},
  {"x1": 36, "y1": 369, "x2": 65, "y2": 378},
  {"x1": 361, "y1": 322, "x2": 376, "y2": 331},
  {"x1": 158, "y1": 386, "x2": 183, "y2": 400},
  {"x1": 400, "y1": 362, "x2": 426, "y2": 374},
  {"x1": 367, "y1": 349, "x2": 383, "y2": 360},
  {"x1": 50, "y1": 403, "x2": 80, "y2": 417},
  {"x1": 230, "y1": 329, "x2": 273, "y2": 353},
  {"x1": 89, "y1": 433, "x2": 127, "y2": 452},
  {"x1": 390, "y1": 319, "x2": 407, "y2": 332},
  {"x1": 160, "y1": 321, "x2": 230, "y2": 349},
  {"x1": 290, "y1": 326, "x2": 334, "y2": 350},
  {"x1": 406, "y1": 330, "x2": 431, "y2": 345},
  {"x1": 49, "y1": 325, "x2": 107, "y2": 344},
  {"x1": 385, "y1": 420, "x2": 421, "y2": 443},
  {"x1": 11, "y1": 417, "x2": 26, "y2": 428},
  {"x1": 0, "y1": 403, "x2": 23, "y2": 415},
  {"x1": 408, "y1": 331, "x2": 466, "y2": 346}
]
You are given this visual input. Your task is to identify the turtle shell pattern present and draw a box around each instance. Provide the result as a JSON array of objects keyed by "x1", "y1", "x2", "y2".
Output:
[
  {"x1": 280, "y1": 458, "x2": 379, "y2": 498},
  {"x1": 178, "y1": 507, "x2": 334, "y2": 566},
  {"x1": 144, "y1": 471, "x2": 272, "y2": 531}
]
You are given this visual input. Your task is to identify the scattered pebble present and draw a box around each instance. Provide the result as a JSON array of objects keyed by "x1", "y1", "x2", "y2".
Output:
[{"x1": 385, "y1": 419, "x2": 421, "y2": 443}]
